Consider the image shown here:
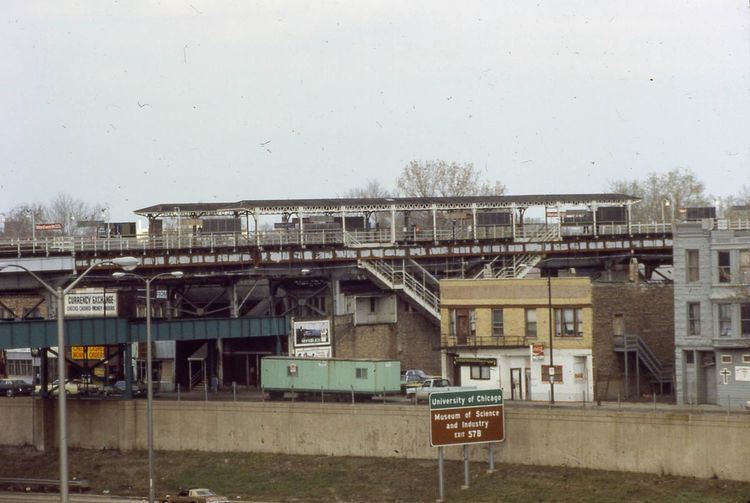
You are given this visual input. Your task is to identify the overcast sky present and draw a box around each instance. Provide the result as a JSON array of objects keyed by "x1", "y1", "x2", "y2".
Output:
[{"x1": 2, "y1": 1, "x2": 749, "y2": 221}]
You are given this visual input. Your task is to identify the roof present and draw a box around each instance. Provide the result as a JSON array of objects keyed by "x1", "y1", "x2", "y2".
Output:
[{"x1": 134, "y1": 193, "x2": 640, "y2": 217}]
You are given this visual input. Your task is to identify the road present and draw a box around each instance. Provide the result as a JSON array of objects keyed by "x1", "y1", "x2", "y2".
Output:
[{"x1": 0, "y1": 493, "x2": 147, "y2": 503}]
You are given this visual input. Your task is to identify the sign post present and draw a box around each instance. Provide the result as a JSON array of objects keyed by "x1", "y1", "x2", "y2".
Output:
[{"x1": 429, "y1": 389, "x2": 504, "y2": 500}]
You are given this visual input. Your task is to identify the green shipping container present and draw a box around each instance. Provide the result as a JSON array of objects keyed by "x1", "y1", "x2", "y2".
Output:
[{"x1": 261, "y1": 357, "x2": 401, "y2": 397}]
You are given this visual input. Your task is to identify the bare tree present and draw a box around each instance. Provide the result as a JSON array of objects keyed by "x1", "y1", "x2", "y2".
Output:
[
  {"x1": 341, "y1": 179, "x2": 392, "y2": 199},
  {"x1": 46, "y1": 193, "x2": 100, "y2": 235},
  {"x1": 396, "y1": 160, "x2": 506, "y2": 197},
  {"x1": 608, "y1": 167, "x2": 708, "y2": 222},
  {"x1": 1, "y1": 203, "x2": 46, "y2": 239}
]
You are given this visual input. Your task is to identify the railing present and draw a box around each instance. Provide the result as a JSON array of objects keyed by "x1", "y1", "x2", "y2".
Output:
[
  {"x1": 0, "y1": 220, "x2": 681, "y2": 258},
  {"x1": 357, "y1": 259, "x2": 440, "y2": 320},
  {"x1": 614, "y1": 334, "x2": 671, "y2": 384},
  {"x1": 189, "y1": 367, "x2": 203, "y2": 391},
  {"x1": 442, "y1": 334, "x2": 533, "y2": 348}
]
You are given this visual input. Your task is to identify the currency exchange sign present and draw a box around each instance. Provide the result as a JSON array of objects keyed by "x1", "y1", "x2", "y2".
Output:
[{"x1": 429, "y1": 389, "x2": 504, "y2": 447}]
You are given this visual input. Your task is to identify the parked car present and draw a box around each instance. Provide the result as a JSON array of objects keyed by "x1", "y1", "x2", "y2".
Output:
[
  {"x1": 34, "y1": 379, "x2": 86, "y2": 396},
  {"x1": 405, "y1": 378, "x2": 476, "y2": 402},
  {"x1": 100, "y1": 380, "x2": 146, "y2": 397},
  {"x1": 0, "y1": 379, "x2": 34, "y2": 397},
  {"x1": 162, "y1": 487, "x2": 230, "y2": 503},
  {"x1": 400, "y1": 369, "x2": 434, "y2": 395}
]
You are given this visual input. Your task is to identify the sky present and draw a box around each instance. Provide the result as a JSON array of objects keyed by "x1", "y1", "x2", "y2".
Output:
[{"x1": 2, "y1": 1, "x2": 749, "y2": 222}]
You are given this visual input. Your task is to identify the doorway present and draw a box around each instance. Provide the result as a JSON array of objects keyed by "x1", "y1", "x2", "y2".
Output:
[
  {"x1": 510, "y1": 368, "x2": 522, "y2": 400},
  {"x1": 524, "y1": 368, "x2": 531, "y2": 400}
]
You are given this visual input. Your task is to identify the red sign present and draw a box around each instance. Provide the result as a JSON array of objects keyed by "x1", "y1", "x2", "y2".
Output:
[
  {"x1": 35, "y1": 223, "x2": 63, "y2": 231},
  {"x1": 532, "y1": 343, "x2": 545, "y2": 357}
]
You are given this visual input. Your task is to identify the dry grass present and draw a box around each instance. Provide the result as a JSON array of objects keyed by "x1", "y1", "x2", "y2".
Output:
[{"x1": 1, "y1": 446, "x2": 749, "y2": 502}]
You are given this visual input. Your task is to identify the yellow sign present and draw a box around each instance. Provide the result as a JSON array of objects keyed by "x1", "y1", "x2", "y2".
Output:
[
  {"x1": 71, "y1": 346, "x2": 105, "y2": 360},
  {"x1": 93, "y1": 367, "x2": 106, "y2": 377}
]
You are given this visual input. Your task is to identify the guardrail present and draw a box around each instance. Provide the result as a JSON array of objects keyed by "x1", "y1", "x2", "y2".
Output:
[{"x1": 0, "y1": 220, "x2": 683, "y2": 258}]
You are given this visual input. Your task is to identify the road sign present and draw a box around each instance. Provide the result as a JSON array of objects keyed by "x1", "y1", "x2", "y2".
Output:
[
  {"x1": 35, "y1": 223, "x2": 63, "y2": 231},
  {"x1": 429, "y1": 389, "x2": 504, "y2": 447},
  {"x1": 71, "y1": 346, "x2": 105, "y2": 360}
]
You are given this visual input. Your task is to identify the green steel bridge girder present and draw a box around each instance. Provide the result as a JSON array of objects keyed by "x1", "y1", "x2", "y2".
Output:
[{"x1": 0, "y1": 316, "x2": 289, "y2": 350}]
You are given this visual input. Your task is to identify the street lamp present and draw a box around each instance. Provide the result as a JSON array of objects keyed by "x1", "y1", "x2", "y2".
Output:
[
  {"x1": 0, "y1": 256, "x2": 138, "y2": 503},
  {"x1": 112, "y1": 270, "x2": 184, "y2": 503},
  {"x1": 661, "y1": 199, "x2": 671, "y2": 227},
  {"x1": 24, "y1": 208, "x2": 36, "y2": 242}
]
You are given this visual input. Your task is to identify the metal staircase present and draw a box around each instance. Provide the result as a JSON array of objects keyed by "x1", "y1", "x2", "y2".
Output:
[
  {"x1": 357, "y1": 258, "x2": 441, "y2": 322},
  {"x1": 613, "y1": 334, "x2": 673, "y2": 394},
  {"x1": 476, "y1": 254, "x2": 542, "y2": 279}
]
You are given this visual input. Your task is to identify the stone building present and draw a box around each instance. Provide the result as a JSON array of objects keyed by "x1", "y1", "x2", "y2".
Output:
[{"x1": 674, "y1": 219, "x2": 750, "y2": 407}]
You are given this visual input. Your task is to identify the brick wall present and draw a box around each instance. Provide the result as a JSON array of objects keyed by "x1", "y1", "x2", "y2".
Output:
[
  {"x1": 592, "y1": 281, "x2": 674, "y2": 400},
  {"x1": 334, "y1": 299, "x2": 441, "y2": 375}
]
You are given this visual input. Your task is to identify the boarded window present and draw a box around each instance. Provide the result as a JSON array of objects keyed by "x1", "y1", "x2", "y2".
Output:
[
  {"x1": 740, "y1": 250, "x2": 750, "y2": 284},
  {"x1": 686, "y1": 250, "x2": 700, "y2": 282},
  {"x1": 719, "y1": 304, "x2": 732, "y2": 337},
  {"x1": 541, "y1": 365, "x2": 563, "y2": 383},
  {"x1": 688, "y1": 303, "x2": 701, "y2": 336},
  {"x1": 741, "y1": 304, "x2": 750, "y2": 338}
]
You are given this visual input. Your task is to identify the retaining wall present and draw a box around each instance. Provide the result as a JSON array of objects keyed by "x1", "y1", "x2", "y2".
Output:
[{"x1": 2, "y1": 398, "x2": 749, "y2": 482}]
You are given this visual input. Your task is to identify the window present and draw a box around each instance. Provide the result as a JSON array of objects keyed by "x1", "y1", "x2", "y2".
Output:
[
  {"x1": 721, "y1": 355, "x2": 733, "y2": 364},
  {"x1": 355, "y1": 368, "x2": 368, "y2": 379},
  {"x1": 741, "y1": 304, "x2": 750, "y2": 338},
  {"x1": 7, "y1": 359, "x2": 32, "y2": 376},
  {"x1": 525, "y1": 309, "x2": 537, "y2": 338},
  {"x1": 470, "y1": 365, "x2": 491, "y2": 380},
  {"x1": 743, "y1": 355, "x2": 750, "y2": 364},
  {"x1": 686, "y1": 250, "x2": 700, "y2": 282},
  {"x1": 685, "y1": 352, "x2": 695, "y2": 364},
  {"x1": 541, "y1": 365, "x2": 563, "y2": 383},
  {"x1": 741, "y1": 250, "x2": 750, "y2": 284},
  {"x1": 687, "y1": 303, "x2": 701, "y2": 336},
  {"x1": 613, "y1": 314, "x2": 624, "y2": 337},
  {"x1": 555, "y1": 308, "x2": 583, "y2": 337},
  {"x1": 718, "y1": 251, "x2": 731, "y2": 283},
  {"x1": 719, "y1": 304, "x2": 733, "y2": 337},
  {"x1": 369, "y1": 298, "x2": 377, "y2": 313},
  {"x1": 492, "y1": 309, "x2": 504, "y2": 337}
]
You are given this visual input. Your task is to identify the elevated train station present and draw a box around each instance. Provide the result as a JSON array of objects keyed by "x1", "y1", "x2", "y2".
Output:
[{"x1": 0, "y1": 193, "x2": 673, "y2": 395}]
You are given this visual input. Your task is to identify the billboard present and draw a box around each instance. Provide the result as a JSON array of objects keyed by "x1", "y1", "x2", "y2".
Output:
[
  {"x1": 293, "y1": 319, "x2": 331, "y2": 348},
  {"x1": 64, "y1": 288, "x2": 118, "y2": 317},
  {"x1": 291, "y1": 319, "x2": 332, "y2": 358}
]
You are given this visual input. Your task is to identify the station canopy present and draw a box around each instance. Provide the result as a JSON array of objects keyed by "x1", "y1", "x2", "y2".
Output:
[{"x1": 135, "y1": 193, "x2": 639, "y2": 218}]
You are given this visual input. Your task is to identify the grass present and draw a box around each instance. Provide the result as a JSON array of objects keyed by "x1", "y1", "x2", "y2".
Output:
[{"x1": 1, "y1": 446, "x2": 749, "y2": 502}]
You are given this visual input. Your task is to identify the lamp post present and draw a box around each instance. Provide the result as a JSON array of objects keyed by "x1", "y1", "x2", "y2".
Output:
[
  {"x1": 661, "y1": 199, "x2": 671, "y2": 228},
  {"x1": 547, "y1": 271, "x2": 555, "y2": 405},
  {"x1": 113, "y1": 270, "x2": 184, "y2": 503},
  {"x1": 0, "y1": 256, "x2": 138, "y2": 503},
  {"x1": 25, "y1": 208, "x2": 36, "y2": 242}
]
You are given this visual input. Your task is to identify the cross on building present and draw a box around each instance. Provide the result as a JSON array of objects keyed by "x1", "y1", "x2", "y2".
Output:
[{"x1": 720, "y1": 368, "x2": 732, "y2": 385}]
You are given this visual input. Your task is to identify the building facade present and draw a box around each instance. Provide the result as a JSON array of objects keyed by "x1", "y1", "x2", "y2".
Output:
[
  {"x1": 674, "y1": 220, "x2": 750, "y2": 407},
  {"x1": 440, "y1": 277, "x2": 594, "y2": 402}
]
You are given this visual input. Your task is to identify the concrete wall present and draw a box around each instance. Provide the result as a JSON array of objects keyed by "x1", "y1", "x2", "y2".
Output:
[{"x1": 3, "y1": 398, "x2": 750, "y2": 483}]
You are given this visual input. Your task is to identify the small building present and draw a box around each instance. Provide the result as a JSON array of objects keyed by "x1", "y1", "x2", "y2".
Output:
[
  {"x1": 674, "y1": 219, "x2": 750, "y2": 407},
  {"x1": 440, "y1": 277, "x2": 594, "y2": 402}
]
